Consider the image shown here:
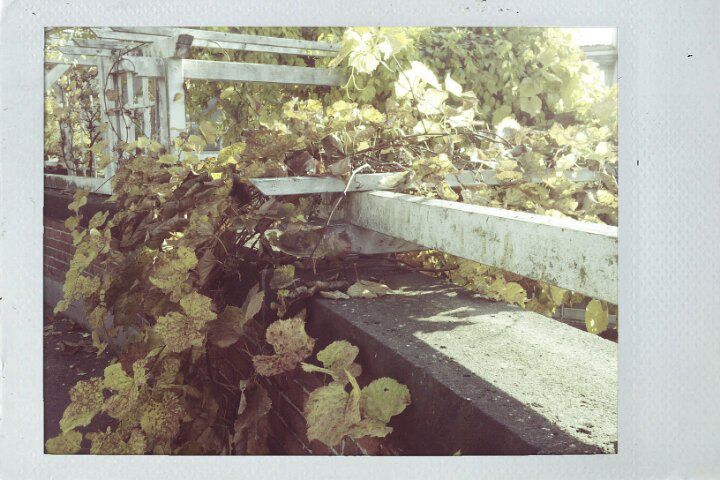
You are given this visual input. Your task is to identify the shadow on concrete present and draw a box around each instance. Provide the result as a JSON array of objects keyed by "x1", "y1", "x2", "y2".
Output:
[{"x1": 306, "y1": 263, "x2": 617, "y2": 455}]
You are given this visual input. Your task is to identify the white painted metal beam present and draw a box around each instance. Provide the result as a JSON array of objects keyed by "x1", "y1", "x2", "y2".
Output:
[
  {"x1": 45, "y1": 54, "x2": 97, "y2": 67},
  {"x1": 45, "y1": 64, "x2": 71, "y2": 90},
  {"x1": 45, "y1": 53, "x2": 163, "y2": 77},
  {"x1": 249, "y1": 168, "x2": 600, "y2": 196},
  {"x1": 92, "y1": 28, "x2": 337, "y2": 56},
  {"x1": 110, "y1": 27, "x2": 341, "y2": 53},
  {"x1": 345, "y1": 191, "x2": 618, "y2": 304},
  {"x1": 182, "y1": 59, "x2": 346, "y2": 86}
]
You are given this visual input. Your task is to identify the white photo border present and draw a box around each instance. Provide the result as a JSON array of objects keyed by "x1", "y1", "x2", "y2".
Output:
[{"x1": 2, "y1": 0, "x2": 719, "y2": 478}]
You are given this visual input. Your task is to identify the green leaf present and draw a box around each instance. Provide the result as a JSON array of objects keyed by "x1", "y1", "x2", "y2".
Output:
[
  {"x1": 64, "y1": 215, "x2": 81, "y2": 231},
  {"x1": 155, "y1": 312, "x2": 206, "y2": 353},
  {"x1": 103, "y1": 362, "x2": 133, "y2": 391},
  {"x1": 45, "y1": 430, "x2": 83, "y2": 454},
  {"x1": 187, "y1": 134, "x2": 207, "y2": 151},
  {"x1": 269, "y1": 264, "x2": 295, "y2": 290},
  {"x1": 158, "y1": 153, "x2": 177, "y2": 165},
  {"x1": 59, "y1": 377, "x2": 104, "y2": 432},
  {"x1": 88, "y1": 210, "x2": 109, "y2": 230},
  {"x1": 140, "y1": 392, "x2": 184, "y2": 441},
  {"x1": 549, "y1": 285, "x2": 567, "y2": 305},
  {"x1": 417, "y1": 88, "x2": 448, "y2": 115},
  {"x1": 305, "y1": 384, "x2": 361, "y2": 446},
  {"x1": 348, "y1": 418, "x2": 393, "y2": 439},
  {"x1": 555, "y1": 153, "x2": 577, "y2": 170},
  {"x1": 199, "y1": 121, "x2": 218, "y2": 144},
  {"x1": 519, "y1": 95, "x2": 542, "y2": 116},
  {"x1": 444, "y1": 73, "x2": 463, "y2": 96},
  {"x1": 68, "y1": 189, "x2": 88, "y2": 213},
  {"x1": 585, "y1": 299, "x2": 609, "y2": 334},
  {"x1": 492, "y1": 104, "x2": 513, "y2": 126},
  {"x1": 518, "y1": 76, "x2": 544, "y2": 98},
  {"x1": 360, "y1": 377, "x2": 411, "y2": 423},
  {"x1": 180, "y1": 292, "x2": 217, "y2": 323},
  {"x1": 317, "y1": 340, "x2": 359, "y2": 373}
]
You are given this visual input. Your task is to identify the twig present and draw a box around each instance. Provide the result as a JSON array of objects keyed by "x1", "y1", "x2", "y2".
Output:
[
  {"x1": 392, "y1": 257, "x2": 459, "y2": 273},
  {"x1": 308, "y1": 163, "x2": 371, "y2": 268}
]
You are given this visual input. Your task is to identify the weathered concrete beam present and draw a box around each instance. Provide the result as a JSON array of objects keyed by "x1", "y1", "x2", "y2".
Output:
[
  {"x1": 45, "y1": 174, "x2": 112, "y2": 195},
  {"x1": 307, "y1": 265, "x2": 617, "y2": 454},
  {"x1": 346, "y1": 191, "x2": 618, "y2": 304},
  {"x1": 249, "y1": 169, "x2": 599, "y2": 196}
]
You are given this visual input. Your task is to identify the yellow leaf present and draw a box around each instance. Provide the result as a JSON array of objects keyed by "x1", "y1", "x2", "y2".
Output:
[
  {"x1": 496, "y1": 170, "x2": 524, "y2": 184},
  {"x1": 436, "y1": 181, "x2": 459, "y2": 201},
  {"x1": 346, "y1": 280, "x2": 393, "y2": 299},
  {"x1": 549, "y1": 285, "x2": 567, "y2": 305},
  {"x1": 585, "y1": 299, "x2": 609, "y2": 334}
]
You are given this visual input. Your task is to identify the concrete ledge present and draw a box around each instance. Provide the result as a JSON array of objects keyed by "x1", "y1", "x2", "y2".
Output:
[
  {"x1": 44, "y1": 188, "x2": 116, "y2": 226},
  {"x1": 307, "y1": 266, "x2": 617, "y2": 455}
]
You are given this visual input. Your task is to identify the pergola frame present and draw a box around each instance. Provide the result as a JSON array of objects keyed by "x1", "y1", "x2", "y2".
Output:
[
  {"x1": 44, "y1": 27, "x2": 345, "y2": 194},
  {"x1": 43, "y1": 27, "x2": 617, "y2": 305}
]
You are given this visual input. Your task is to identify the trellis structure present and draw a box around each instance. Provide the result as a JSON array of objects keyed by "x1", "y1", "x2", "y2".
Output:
[
  {"x1": 44, "y1": 27, "x2": 617, "y2": 307},
  {"x1": 44, "y1": 27, "x2": 344, "y2": 194}
]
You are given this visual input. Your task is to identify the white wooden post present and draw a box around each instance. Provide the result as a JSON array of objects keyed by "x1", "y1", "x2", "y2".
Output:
[
  {"x1": 142, "y1": 77, "x2": 151, "y2": 137},
  {"x1": 123, "y1": 72, "x2": 136, "y2": 143},
  {"x1": 97, "y1": 57, "x2": 118, "y2": 181},
  {"x1": 165, "y1": 58, "x2": 186, "y2": 152},
  {"x1": 156, "y1": 77, "x2": 169, "y2": 147},
  {"x1": 53, "y1": 83, "x2": 77, "y2": 176}
]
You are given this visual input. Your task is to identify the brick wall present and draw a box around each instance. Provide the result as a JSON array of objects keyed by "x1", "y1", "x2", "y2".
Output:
[
  {"x1": 43, "y1": 192, "x2": 403, "y2": 456},
  {"x1": 225, "y1": 317, "x2": 403, "y2": 456},
  {"x1": 44, "y1": 217, "x2": 107, "y2": 283},
  {"x1": 260, "y1": 370, "x2": 400, "y2": 455},
  {"x1": 44, "y1": 217, "x2": 74, "y2": 283}
]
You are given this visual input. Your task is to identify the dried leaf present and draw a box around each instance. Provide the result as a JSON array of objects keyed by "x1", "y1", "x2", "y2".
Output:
[
  {"x1": 319, "y1": 290, "x2": 350, "y2": 300},
  {"x1": 45, "y1": 430, "x2": 83, "y2": 454},
  {"x1": 348, "y1": 418, "x2": 393, "y2": 439},
  {"x1": 252, "y1": 314, "x2": 315, "y2": 376},
  {"x1": 328, "y1": 157, "x2": 352, "y2": 176},
  {"x1": 346, "y1": 280, "x2": 393, "y2": 299},
  {"x1": 59, "y1": 377, "x2": 104, "y2": 432},
  {"x1": 140, "y1": 392, "x2": 184, "y2": 441},
  {"x1": 196, "y1": 249, "x2": 216, "y2": 286}
]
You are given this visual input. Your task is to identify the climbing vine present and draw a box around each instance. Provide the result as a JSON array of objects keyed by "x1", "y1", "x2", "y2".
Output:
[{"x1": 46, "y1": 26, "x2": 617, "y2": 454}]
